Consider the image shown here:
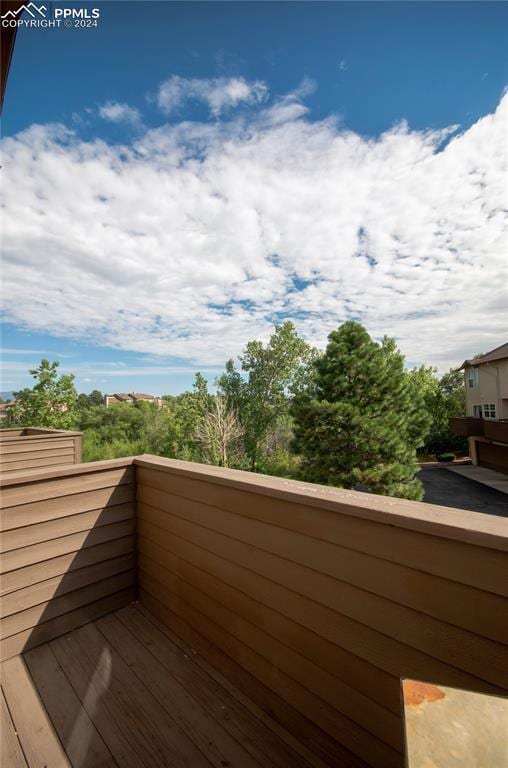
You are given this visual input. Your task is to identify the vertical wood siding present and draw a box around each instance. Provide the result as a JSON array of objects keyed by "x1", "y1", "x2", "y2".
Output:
[
  {"x1": 0, "y1": 460, "x2": 136, "y2": 661},
  {"x1": 135, "y1": 456, "x2": 508, "y2": 768},
  {"x1": 0, "y1": 428, "x2": 82, "y2": 474}
]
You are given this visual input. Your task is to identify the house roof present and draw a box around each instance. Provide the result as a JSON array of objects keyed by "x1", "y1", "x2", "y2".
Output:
[
  {"x1": 131, "y1": 393, "x2": 156, "y2": 400},
  {"x1": 459, "y1": 342, "x2": 508, "y2": 369},
  {"x1": 106, "y1": 393, "x2": 158, "y2": 401}
]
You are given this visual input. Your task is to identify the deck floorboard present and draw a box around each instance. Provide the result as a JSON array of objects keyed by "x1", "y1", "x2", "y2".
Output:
[
  {"x1": 1, "y1": 689, "x2": 28, "y2": 768},
  {"x1": 1, "y1": 604, "x2": 321, "y2": 768}
]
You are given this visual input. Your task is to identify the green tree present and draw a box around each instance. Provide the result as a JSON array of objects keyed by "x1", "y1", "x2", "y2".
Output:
[
  {"x1": 78, "y1": 399, "x2": 174, "y2": 461},
  {"x1": 86, "y1": 389, "x2": 104, "y2": 406},
  {"x1": 79, "y1": 402, "x2": 145, "y2": 442},
  {"x1": 77, "y1": 390, "x2": 104, "y2": 410},
  {"x1": 406, "y1": 365, "x2": 438, "y2": 449},
  {"x1": 136, "y1": 400, "x2": 173, "y2": 456},
  {"x1": 163, "y1": 373, "x2": 214, "y2": 462},
  {"x1": 424, "y1": 369, "x2": 467, "y2": 454},
  {"x1": 79, "y1": 402, "x2": 144, "y2": 460},
  {"x1": 260, "y1": 414, "x2": 300, "y2": 478},
  {"x1": 77, "y1": 393, "x2": 90, "y2": 410},
  {"x1": 218, "y1": 322, "x2": 316, "y2": 471},
  {"x1": 12, "y1": 360, "x2": 78, "y2": 429},
  {"x1": 291, "y1": 321, "x2": 427, "y2": 500}
]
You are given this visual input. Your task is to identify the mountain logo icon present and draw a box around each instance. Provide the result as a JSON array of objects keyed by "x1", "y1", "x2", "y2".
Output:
[{"x1": 1, "y1": 3, "x2": 47, "y2": 19}]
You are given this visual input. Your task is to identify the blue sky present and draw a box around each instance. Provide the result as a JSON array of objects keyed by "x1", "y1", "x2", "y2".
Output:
[{"x1": 2, "y1": 1, "x2": 508, "y2": 395}]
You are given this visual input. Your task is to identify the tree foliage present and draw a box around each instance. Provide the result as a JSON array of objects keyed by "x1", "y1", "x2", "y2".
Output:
[
  {"x1": 424, "y1": 369, "x2": 467, "y2": 454},
  {"x1": 79, "y1": 398, "x2": 180, "y2": 461},
  {"x1": 77, "y1": 390, "x2": 104, "y2": 409},
  {"x1": 405, "y1": 365, "x2": 438, "y2": 449},
  {"x1": 11, "y1": 331, "x2": 468, "y2": 503},
  {"x1": 12, "y1": 360, "x2": 78, "y2": 429},
  {"x1": 162, "y1": 373, "x2": 214, "y2": 462},
  {"x1": 291, "y1": 321, "x2": 428, "y2": 500},
  {"x1": 218, "y1": 321, "x2": 316, "y2": 471}
]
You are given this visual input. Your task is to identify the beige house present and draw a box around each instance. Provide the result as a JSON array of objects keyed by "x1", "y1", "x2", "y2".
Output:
[
  {"x1": 450, "y1": 342, "x2": 508, "y2": 473},
  {"x1": 104, "y1": 392, "x2": 164, "y2": 408}
]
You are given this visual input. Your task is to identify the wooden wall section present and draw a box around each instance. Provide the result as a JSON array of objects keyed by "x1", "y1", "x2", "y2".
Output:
[
  {"x1": 135, "y1": 455, "x2": 508, "y2": 768},
  {"x1": 0, "y1": 427, "x2": 82, "y2": 475},
  {"x1": 0, "y1": 459, "x2": 136, "y2": 661}
]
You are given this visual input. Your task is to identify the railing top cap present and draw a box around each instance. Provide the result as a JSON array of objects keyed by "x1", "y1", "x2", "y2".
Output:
[
  {"x1": 134, "y1": 455, "x2": 508, "y2": 551},
  {"x1": 0, "y1": 427, "x2": 82, "y2": 442},
  {"x1": 0, "y1": 453, "x2": 505, "y2": 551},
  {"x1": 0, "y1": 456, "x2": 134, "y2": 486}
]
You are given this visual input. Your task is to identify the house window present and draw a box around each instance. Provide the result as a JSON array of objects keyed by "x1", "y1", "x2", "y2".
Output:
[
  {"x1": 468, "y1": 368, "x2": 480, "y2": 388},
  {"x1": 473, "y1": 405, "x2": 483, "y2": 418},
  {"x1": 483, "y1": 404, "x2": 496, "y2": 419}
]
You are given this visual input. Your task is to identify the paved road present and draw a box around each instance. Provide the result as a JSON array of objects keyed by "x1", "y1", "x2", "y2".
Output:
[{"x1": 418, "y1": 467, "x2": 508, "y2": 517}]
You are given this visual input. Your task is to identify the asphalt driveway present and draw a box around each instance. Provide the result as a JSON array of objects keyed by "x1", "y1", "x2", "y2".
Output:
[{"x1": 418, "y1": 467, "x2": 508, "y2": 517}]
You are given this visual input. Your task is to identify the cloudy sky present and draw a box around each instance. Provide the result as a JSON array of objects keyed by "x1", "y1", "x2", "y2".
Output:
[{"x1": 1, "y1": 2, "x2": 507, "y2": 394}]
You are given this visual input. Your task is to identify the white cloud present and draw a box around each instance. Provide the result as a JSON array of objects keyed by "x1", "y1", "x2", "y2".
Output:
[
  {"x1": 1, "y1": 348, "x2": 47, "y2": 355},
  {"x1": 258, "y1": 77, "x2": 317, "y2": 127},
  {"x1": 156, "y1": 75, "x2": 268, "y2": 117},
  {"x1": 0, "y1": 361, "x2": 222, "y2": 377},
  {"x1": 287, "y1": 76, "x2": 317, "y2": 100},
  {"x1": 1, "y1": 89, "x2": 507, "y2": 372},
  {"x1": 98, "y1": 101, "x2": 141, "y2": 125}
]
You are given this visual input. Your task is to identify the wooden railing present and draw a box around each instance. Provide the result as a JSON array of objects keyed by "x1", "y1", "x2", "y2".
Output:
[
  {"x1": 449, "y1": 417, "x2": 508, "y2": 443},
  {"x1": 449, "y1": 416, "x2": 484, "y2": 436},
  {"x1": 1, "y1": 454, "x2": 507, "y2": 768},
  {"x1": 0, "y1": 427, "x2": 82, "y2": 474},
  {"x1": 135, "y1": 455, "x2": 508, "y2": 768},
  {"x1": 0, "y1": 459, "x2": 136, "y2": 661},
  {"x1": 484, "y1": 419, "x2": 508, "y2": 443}
]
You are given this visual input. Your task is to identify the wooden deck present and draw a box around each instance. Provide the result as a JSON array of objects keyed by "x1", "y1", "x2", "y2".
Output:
[{"x1": 0, "y1": 603, "x2": 323, "y2": 768}]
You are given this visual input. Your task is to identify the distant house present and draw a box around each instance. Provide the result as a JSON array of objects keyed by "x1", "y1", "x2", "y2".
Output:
[
  {"x1": 450, "y1": 342, "x2": 508, "y2": 474},
  {"x1": 104, "y1": 392, "x2": 164, "y2": 408}
]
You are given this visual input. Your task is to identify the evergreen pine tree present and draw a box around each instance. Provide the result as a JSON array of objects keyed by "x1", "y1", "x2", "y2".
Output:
[{"x1": 291, "y1": 321, "x2": 426, "y2": 500}]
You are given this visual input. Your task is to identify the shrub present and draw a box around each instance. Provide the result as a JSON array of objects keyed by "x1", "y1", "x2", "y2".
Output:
[
  {"x1": 426, "y1": 431, "x2": 467, "y2": 456},
  {"x1": 436, "y1": 452, "x2": 455, "y2": 463}
]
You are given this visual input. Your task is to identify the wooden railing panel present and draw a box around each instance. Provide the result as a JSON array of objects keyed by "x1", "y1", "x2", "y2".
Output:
[
  {"x1": 0, "y1": 537, "x2": 134, "y2": 596},
  {"x1": 0, "y1": 459, "x2": 136, "y2": 660},
  {"x1": 135, "y1": 456, "x2": 508, "y2": 768},
  {"x1": 137, "y1": 484, "x2": 507, "y2": 640},
  {"x1": 137, "y1": 464, "x2": 508, "y2": 591},
  {"x1": 0, "y1": 428, "x2": 82, "y2": 475},
  {"x1": 137, "y1": 502, "x2": 506, "y2": 689}
]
